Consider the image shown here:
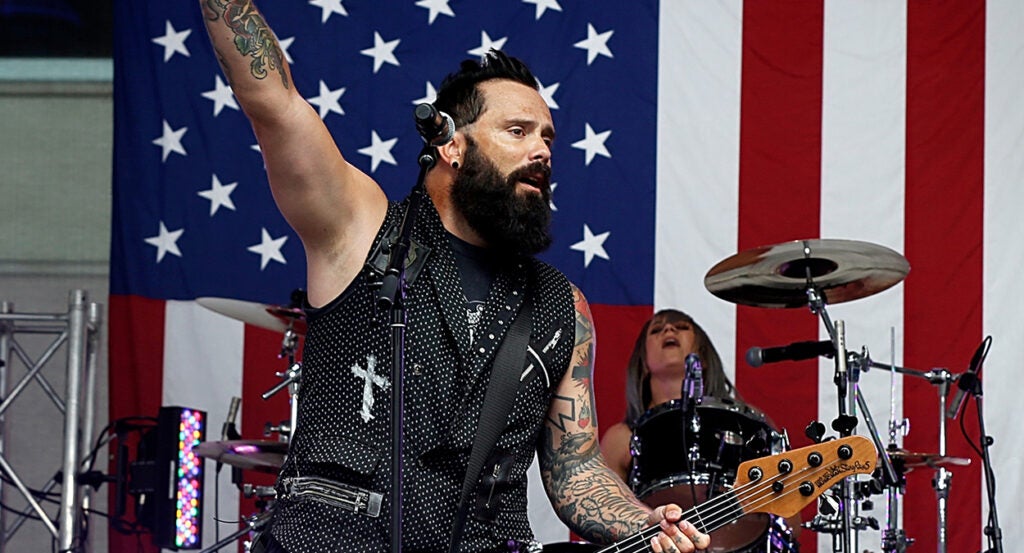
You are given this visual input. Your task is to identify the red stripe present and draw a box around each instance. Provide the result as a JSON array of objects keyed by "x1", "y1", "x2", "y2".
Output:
[
  {"x1": 585, "y1": 303, "x2": 653, "y2": 544},
  {"x1": 592, "y1": 304, "x2": 655, "y2": 438},
  {"x1": 107, "y1": 294, "x2": 165, "y2": 553},
  {"x1": 904, "y1": 2, "x2": 985, "y2": 551},
  {"x1": 737, "y1": 2, "x2": 824, "y2": 543},
  {"x1": 236, "y1": 325, "x2": 296, "y2": 525}
]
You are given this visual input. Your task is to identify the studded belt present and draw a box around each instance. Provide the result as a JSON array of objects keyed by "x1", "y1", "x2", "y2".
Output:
[{"x1": 282, "y1": 476, "x2": 383, "y2": 518}]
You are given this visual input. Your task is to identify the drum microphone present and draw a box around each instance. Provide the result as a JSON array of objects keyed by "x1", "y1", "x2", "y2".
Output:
[
  {"x1": 682, "y1": 353, "x2": 704, "y2": 411},
  {"x1": 746, "y1": 340, "x2": 835, "y2": 367},
  {"x1": 221, "y1": 396, "x2": 241, "y2": 441},
  {"x1": 414, "y1": 103, "x2": 455, "y2": 146},
  {"x1": 946, "y1": 336, "x2": 991, "y2": 420}
]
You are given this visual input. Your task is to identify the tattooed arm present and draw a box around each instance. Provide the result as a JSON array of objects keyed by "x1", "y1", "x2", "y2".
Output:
[
  {"x1": 199, "y1": 0, "x2": 386, "y2": 306},
  {"x1": 538, "y1": 285, "x2": 708, "y2": 552}
]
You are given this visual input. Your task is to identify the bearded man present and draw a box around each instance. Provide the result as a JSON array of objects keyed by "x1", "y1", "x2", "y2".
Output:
[{"x1": 201, "y1": 2, "x2": 710, "y2": 552}]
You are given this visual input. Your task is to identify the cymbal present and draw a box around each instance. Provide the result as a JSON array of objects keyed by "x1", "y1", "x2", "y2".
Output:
[
  {"x1": 889, "y1": 449, "x2": 971, "y2": 471},
  {"x1": 704, "y1": 239, "x2": 910, "y2": 308},
  {"x1": 195, "y1": 439, "x2": 288, "y2": 473},
  {"x1": 197, "y1": 297, "x2": 307, "y2": 336}
]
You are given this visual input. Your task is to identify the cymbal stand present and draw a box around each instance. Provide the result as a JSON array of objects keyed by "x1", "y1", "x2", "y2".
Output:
[
  {"x1": 880, "y1": 328, "x2": 912, "y2": 553},
  {"x1": 845, "y1": 352, "x2": 898, "y2": 538},
  {"x1": 262, "y1": 326, "x2": 302, "y2": 443},
  {"x1": 863, "y1": 358, "x2": 957, "y2": 553},
  {"x1": 806, "y1": 285, "x2": 900, "y2": 553},
  {"x1": 805, "y1": 285, "x2": 858, "y2": 553}
]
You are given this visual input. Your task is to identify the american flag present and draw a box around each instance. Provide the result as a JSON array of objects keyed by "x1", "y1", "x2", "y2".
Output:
[{"x1": 110, "y1": 1, "x2": 1024, "y2": 552}]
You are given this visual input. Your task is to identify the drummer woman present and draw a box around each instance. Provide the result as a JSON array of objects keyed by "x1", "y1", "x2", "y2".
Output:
[
  {"x1": 599, "y1": 309, "x2": 800, "y2": 552},
  {"x1": 599, "y1": 308, "x2": 738, "y2": 481}
]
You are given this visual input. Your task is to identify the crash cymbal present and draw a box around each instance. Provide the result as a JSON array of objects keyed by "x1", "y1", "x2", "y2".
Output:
[
  {"x1": 197, "y1": 297, "x2": 307, "y2": 336},
  {"x1": 704, "y1": 239, "x2": 910, "y2": 308},
  {"x1": 889, "y1": 449, "x2": 971, "y2": 471},
  {"x1": 195, "y1": 439, "x2": 288, "y2": 474}
]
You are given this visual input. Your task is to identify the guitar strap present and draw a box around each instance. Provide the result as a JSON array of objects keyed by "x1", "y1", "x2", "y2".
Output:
[{"x1": 448, "y1": 292, "x2": 533, "y2": 553}]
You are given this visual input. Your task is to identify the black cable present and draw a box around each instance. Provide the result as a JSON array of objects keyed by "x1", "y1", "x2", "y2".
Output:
[
  {"x1": 0, "y1": 499, "x2": 51, "y2": 520},
  {"x1": 0, "y1": 473, "x2": 62, "y2": 500}
]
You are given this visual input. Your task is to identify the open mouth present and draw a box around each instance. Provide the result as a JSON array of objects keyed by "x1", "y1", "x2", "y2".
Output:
[
  {"x1": 510, "y1": 163, "x2": 551, "y2": 193},
  {"x1": 517, "y1": 173, "x2": 547, "y2": 191},
  {"x1": 662, "y1": 337, "x2": 680, "y2": 348}
]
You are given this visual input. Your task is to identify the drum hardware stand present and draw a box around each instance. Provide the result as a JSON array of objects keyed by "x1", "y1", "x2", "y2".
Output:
[
  {"x1": 807, "y1": 283, "x2": 896, "y2": 553},
  {"x1": 927, "y1": 367, "x2": 955, "y2": 553},
  {"x1": 264, "y1": 420, "x2": 292, "y2": 441},
  {"x1": 261, "y1": 325, "x2": 303, "y2": 443},
  {"x1": 680, "y1": 354, "x2": 706, "y2": 501},
  {"x1": 880, "y1": 327, "x2": 913, "y2": 553},
  {"x1": 861, "y1": 358, "x2": 966, "y2": 553},
  {"x1": 804, "y1": 279, "x2": 860, "y2": 553}
]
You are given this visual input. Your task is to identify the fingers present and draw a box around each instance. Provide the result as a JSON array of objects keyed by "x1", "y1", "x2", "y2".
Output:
[{"x1": 648, "y1": 520, "x2": 709, "y2": 553}]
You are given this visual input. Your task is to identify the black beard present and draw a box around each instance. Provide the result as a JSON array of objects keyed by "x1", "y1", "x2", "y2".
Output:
[{"x1": 450, "y1": 140, "x2": 553, "y2": 256}]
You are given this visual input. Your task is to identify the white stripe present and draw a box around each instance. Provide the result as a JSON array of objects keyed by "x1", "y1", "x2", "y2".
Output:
[
  {"x1": 820, "y1": 3, "x2": 907, "y2": 552},
  {"x1": 984, "y1": 1, "x2": 1024, "y2": 550},
  {"x1": 655, "y1": 0, "x2": 743, "y2": 378},
  {"x1": 526, "y1": 454, "x2": 567, "y2": 543},
  {"x1": 164, "y1": 301, "x2": 244, "y2": 552}
]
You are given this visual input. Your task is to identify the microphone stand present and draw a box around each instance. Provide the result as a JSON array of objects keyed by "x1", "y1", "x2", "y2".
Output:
[
  {"x1": 961, "y1": 370, "x2": 1004, "y2": 552},
  {"x1": 378, "y1": 145, "x2": 433, "y2": 553}
]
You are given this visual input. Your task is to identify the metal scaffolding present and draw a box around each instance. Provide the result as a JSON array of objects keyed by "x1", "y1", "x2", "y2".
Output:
[{"x1": 0, "y1": 290, "x2": 103, "y2": 553}]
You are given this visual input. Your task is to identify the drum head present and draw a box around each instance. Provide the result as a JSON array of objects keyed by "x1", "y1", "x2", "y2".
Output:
[{"x1": 630, "y1": 397, "x2": 779, "y2": 553}]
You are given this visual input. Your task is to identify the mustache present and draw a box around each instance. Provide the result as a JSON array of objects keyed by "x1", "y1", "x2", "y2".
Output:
[{"x1": 506, "y1": 161, "x2": 552, "y2": 193}]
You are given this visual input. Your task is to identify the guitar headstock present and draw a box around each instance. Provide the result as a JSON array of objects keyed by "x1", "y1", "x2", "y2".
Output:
[{"x1": 732, "y1": 435, "x2": 877, "y2": 518}]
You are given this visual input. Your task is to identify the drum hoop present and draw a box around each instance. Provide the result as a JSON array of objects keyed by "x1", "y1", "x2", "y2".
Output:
[
  {"x1": 633, "y1": 396, "x2": 769, "y2": 428},
  {"x1": 635, "y1": 473, "x2": 718, "y2": 499}
]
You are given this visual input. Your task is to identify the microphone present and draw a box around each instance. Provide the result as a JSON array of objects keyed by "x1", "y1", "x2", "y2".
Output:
[
  {"x1": 221, "y1": 396, "x2": 241, "y2": 441},
  {"x1": 946, "y1": 336, "x2": 991, "y2": 420},
  {"x1": 746, "y1": 340, "x2": 835, "y2": 367},
  {"x1": 414, "y1": 103, "x2": 455, "y2": 146},
  {"x1": 685, "y1": 353, "x2": 704, "y2": 402}
]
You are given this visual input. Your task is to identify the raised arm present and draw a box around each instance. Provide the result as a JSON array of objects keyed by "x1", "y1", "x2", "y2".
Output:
[{"x1": 199, "y1": 0, "x2": 387, "y2": 305}]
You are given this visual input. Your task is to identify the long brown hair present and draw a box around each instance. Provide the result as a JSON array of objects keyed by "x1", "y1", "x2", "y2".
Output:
[{"x1": 623, "y1": 309, "x2": 739, "y2": 425}]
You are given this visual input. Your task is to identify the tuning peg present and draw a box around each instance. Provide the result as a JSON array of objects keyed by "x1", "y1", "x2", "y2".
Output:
[
  {"x1": 818, "y1": 492, "x2": 839, "y2": 516},
  {"x1": 831, "y1": 414, "x2": 858, "y2": 436},
  {"x1": 805, "y1": 421, "x2": 827, "y2": 443}
]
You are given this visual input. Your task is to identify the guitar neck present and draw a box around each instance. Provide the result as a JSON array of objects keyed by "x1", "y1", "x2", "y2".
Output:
[{"x1": 591, "y1": 435, "x2": 876, "y2": 553}]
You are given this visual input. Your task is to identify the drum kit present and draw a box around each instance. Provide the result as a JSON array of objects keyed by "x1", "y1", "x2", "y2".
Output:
[
  {"x1": 626, "y1": 238, "x2": 978, "y2": 553},
  {"x1": 187, "y1": 238, "x2": 977, "y2": 553},
  {"x1": 191, "y1": 293, "x2": 307, "y2": 552}
]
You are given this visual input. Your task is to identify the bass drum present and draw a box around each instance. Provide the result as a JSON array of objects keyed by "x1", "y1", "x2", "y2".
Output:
[
  {"x1": 731, "y1": 515, "x2": 800, "y2": 553},
  {"x1": 629, "y1": 397, "x2": 788, "y2": 553}
]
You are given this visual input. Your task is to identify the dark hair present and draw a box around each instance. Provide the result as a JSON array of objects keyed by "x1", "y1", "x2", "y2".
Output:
[
  {"x1": 433, "y1": 49, "x2": 539, "y2": 128},
  {"x1": 623, "y1": 309, "x2": 739, "y2": 425}
]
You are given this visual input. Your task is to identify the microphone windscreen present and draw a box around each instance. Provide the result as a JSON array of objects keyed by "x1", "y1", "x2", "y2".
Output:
[{"x1": 746, "y1": 347, "x2": 764, "y2": 368}]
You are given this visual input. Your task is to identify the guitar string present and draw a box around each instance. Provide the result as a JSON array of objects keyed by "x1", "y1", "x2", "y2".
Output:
[
  {"x1": 598, "y1": 463, "x2": 824, "y2": 553},
  {"x1": 591, "y1": 450, "x2": 864, "y2": 553}
]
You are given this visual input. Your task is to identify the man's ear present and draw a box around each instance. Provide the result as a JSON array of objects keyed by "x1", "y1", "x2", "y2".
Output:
[{"x1": 437, "y1": 133, "x2": 464, "y2": 169}]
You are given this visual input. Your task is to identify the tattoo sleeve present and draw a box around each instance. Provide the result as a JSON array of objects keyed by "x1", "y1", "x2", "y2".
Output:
[
  {"x1": 538, "y1": 286, "x2": 652, "y2": 544},
  {"x1": 202, "y1": 0, "x2": 290, "y2": 89}
]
